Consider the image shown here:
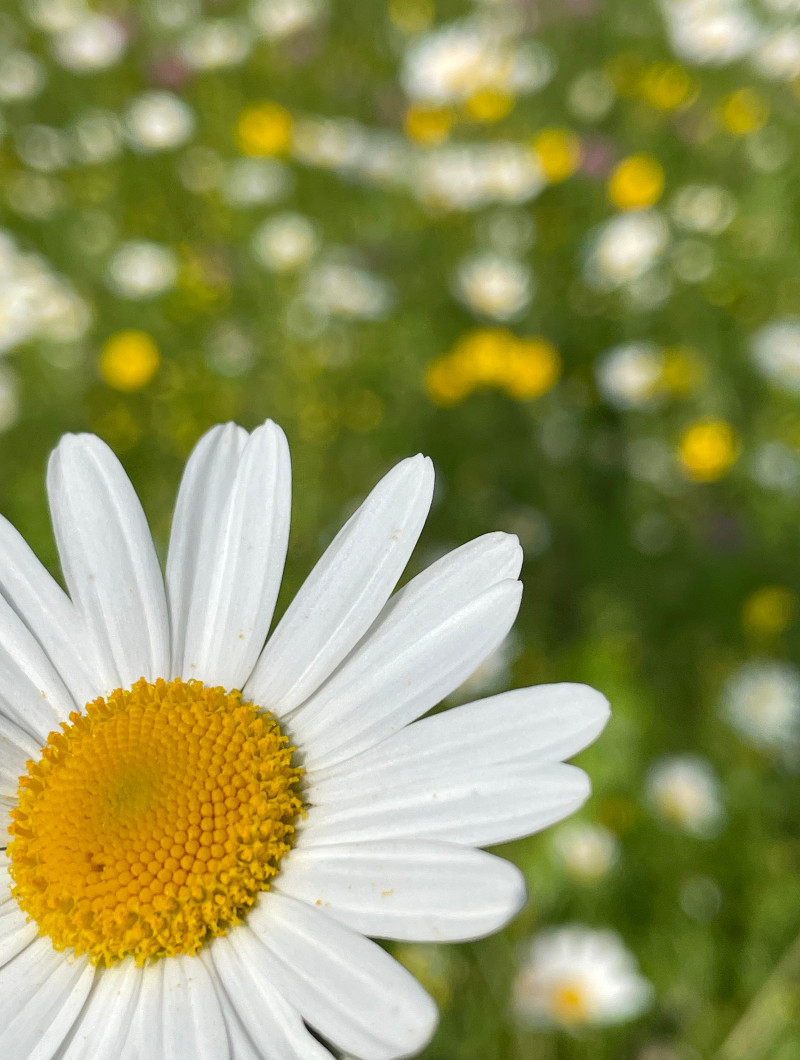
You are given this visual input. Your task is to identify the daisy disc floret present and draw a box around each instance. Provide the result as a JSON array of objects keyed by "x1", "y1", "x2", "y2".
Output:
[
  {"x1": 10, "y1": 678, "x2": 302, "y2": 966},
  {"x1": 0, "y1": 419, "x2": 609, "y2": 1060}
]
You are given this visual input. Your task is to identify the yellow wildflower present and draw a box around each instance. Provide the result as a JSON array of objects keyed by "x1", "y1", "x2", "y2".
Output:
[
  {"x1": 532, "y1": 128, "x2": 582, "y2": 184},
  {"x1": 99, "y1": 331, "x2": 160, "y2": 392},
  {"x1": 742, "y1": 586, "x2": 798, "y2": 638},
  {"x1": 608, "y1": 154, "x2": 665, "y2": 210},
  {"x1": 678, "y1": 419, "x2": 739, "y2": 482},
  {"x1": 404, "y1": 105, "x2": 454, "y2": 146},
  {"x1": 236, "y1": 102, "x2": 293, "y2": 157},
  {"x1": 716, "y1": 89, "x2": 769, "y2": 136},
  {"x1": 464, "y1": 89, "x2": 514, "y2": 124}
]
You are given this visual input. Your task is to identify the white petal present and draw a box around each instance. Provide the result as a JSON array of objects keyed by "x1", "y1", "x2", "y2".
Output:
[
  {"x1": 0, "y1": 894, "x2": 39, "y2": 968},
  {"x1": 275, "y1": 839, "x2": 527, "y2": 941},
  {"x1": 233, "y1": 891, "x2": 438, "y2": 1060},
  {"x1": 0, "y1": 936, "x2": 95, "y2": 1060},
  {"x1": 47, "y1": 434, "x2": 169, "y2": 692},
  {"x1": 119, "y1": 955, "x2": 228, "y2": 1060},
  {"x1": 291, "y1": 534, "x2": 523, "y2": 771},
  {"x1": 166, "y1": 423, "x2": 248, "y2": 679},
  {"x1": 208, "y1": 934, "x2": 334, "y2": 1059},
  {"x1": 168, "y1": 421, "x2": 291, "y2": 690},
  {"x1": 302, "y1": 761, "x2": 591, "y2": 848},
  {"x1": 0, "y1": 514, "x2": 98, "y2": 708},
  {"x1": 0, "y1": 594, "x2": 77, "y2": 743},
  {"x1": 245, "y1": 455, "x2": 434, "y2": 714},
  {"x1": 59, "y1": 960, "x2": 142, "y2": 1060},
  {"x1": 311, "y1": 684, "x2": 610, "y2": 796},
  {"x1": 0, "y1": 713, "x2": 39, "y2": 795}
]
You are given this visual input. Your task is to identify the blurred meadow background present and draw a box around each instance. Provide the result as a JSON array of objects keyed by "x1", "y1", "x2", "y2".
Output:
[{"x1": 2, "y1": 0, "x2": 800, "y2": 1056}]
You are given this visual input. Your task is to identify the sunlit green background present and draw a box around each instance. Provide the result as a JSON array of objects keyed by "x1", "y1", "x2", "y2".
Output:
[{"x1": 3, "y1": 0, "x2": 800, "y2": 1056}]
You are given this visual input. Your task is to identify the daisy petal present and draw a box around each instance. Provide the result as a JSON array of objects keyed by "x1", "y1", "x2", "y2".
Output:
[
  {"x1": 168, "y1": 421, "x2": 291, "y2": 690},
  {"x1": 245, "y1": 455, "x2": 434, "y2": 714},
  {"x1": 0, "y1": 895, "x2": 39, "y2": 968},
  {"x1": 0, "y1": 936, "x2": 95, "y2": 1060},
  {"x1": 119, "y1": 955, "x2": 229, "y2": 1060},
  {"x1": 0, "y1": 514, "x2": 98, "y2": 708},
  {"x1": 166, "y1": 423, "x2": 248, "y2": 679},
  {"x1": 275, "y1": 839, "x2": 527, "y2": 941},
  {"x1": 236, "y1": 891, "x2": 438, "y2": 1060},
  {"x1": 208, "y1": 934, "x2": 335, "y2": 1059},
  {"x1": 311, "y1": 684, "x2": 610, "y2": 795},
  {"x1": 59, "y1": 960, "x2": 142, "y2": 1059},
  {"x1": 302, "y1": 761, "x2": 591, "y2": 848},
  {"x1": 291, "y1": 533, "x2": 523, "y2": 771},
  {"x1": 47, "y1": 434, "x2": 169, "y2": 692},
  {"x1": 0, "y1": 594, "x2": 78, "y2": 742}
]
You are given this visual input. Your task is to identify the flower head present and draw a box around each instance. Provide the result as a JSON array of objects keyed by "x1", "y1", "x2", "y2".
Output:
[
  {"x1": 512, "y1": 925, "x2": 651, "y2": 1029},
  {"x1": 0, "y1": 420, "x2": 608, "y2": 1058}
]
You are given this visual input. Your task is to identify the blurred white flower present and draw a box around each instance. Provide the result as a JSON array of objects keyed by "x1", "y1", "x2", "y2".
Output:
[
  {"x1": 70, "y1": 108, "x2": 123, "y2": 165},
  {"x1": 551, "y1": 823, "x2": 620, "y2": 883},
  {"x1": 416, "y1": 143, "x2": 545, "y2": 211},
  {"x1": 24, "y1": 0, "x2": 86, "y2": 33},
  {"x1": 291, "y1": 118, "x2": 367, "y2": 173},
  {"x1": 252, "y1": 212, "x2": 320, "y2": 272},
  {"x1": 106, "y1": 241, "x2": 179, "y2": 300},
  {"x1": 596, "y1": 343, "x2": 664, "y2": 410},
  {"x1": 0, "y1": 230, "x2": 90, "y2": 353},
  {"x1": 51, "y1": 14, "x2": 127, "y2": 72},
  {"x1": 178, "y1": 19, "x2": 253, "y2": 70},
  {"x1": 751, "y1": 319, "x2": 800, "y2": 393},
  {"x1": 250, "y1": 0, "x2": 327, "y2": 39},
  {"x1": 512, "y1": 925, "x2": 652, "y2": 1028},
  {"x1": 145, "y1": 0, "x2": 201, "y2": 30},
  {"x1": 402, "y1": 17, "x2": 554, "y2": 104},
  {"x1": 584, "y1": 211, "x2": 669, "y2": 291},
  {"x1": 670, "y1": 184, "x2": 737, "y2": 235},
  {"x1": 125, "y1": 91, "x2": 196, "y2": 154},
  {"x1": 722, "y1": 658, "x2": 800, "y2": 762},
  {"x1": 646, "y1": 755, "x2": 725, "y2": 837},
  {"x1": 0, "y1": 51, "x2": 47, "y2": 102},
  {"x1": 454, "y1": 252, "x2": 532, "y2": 320},
  {"x1": 660, "y1": 0, "x2": 759, "y2": 66},
  {"x1": 754, "y1": 27, "x2": 800, "y2": 80},
  {"x1": 16, "y1": 125, "x2": 70, "y2": 172},
  {"x1": 568, "y1": 69, "x2": 616, "y2": 122},
  {"x1": 304, "y1": 260, "x2": 394, "y2": 320},
  {"x1": 749, "y1": 442, "x2": 800, "y2": 493},
  {"x1": 221, "y1": 158, "x2": 292, "y2": 207}
]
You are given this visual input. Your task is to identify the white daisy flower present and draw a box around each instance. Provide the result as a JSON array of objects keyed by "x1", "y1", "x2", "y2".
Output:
[
  {"x1": 0, "y1": 421, "x2": 609, "y2": 1058},
  {"x1": 512, "y1": 925, "x2": 652, "y2": 1029},
  {"x1": 645, "y1": 754, "x2": 725, "y2": 837}
]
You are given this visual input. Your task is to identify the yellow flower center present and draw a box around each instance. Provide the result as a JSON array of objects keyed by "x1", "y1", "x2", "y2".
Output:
[
  {"x1": 552, "y1": 981, "x2": 590, "y2": 1024},
  {"x1": 9, "y1": 678, "x2": 303, "y2": 967}
]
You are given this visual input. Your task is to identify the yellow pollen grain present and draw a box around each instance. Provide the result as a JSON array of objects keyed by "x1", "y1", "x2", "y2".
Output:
[{"x1": 9, "y1": 677, "x2": 303, "y2": 967}]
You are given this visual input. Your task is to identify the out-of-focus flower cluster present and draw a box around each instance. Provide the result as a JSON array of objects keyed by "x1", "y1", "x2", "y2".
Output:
[{"x1": 2, "y1": 0, "x2": 800, "y2": 1056}]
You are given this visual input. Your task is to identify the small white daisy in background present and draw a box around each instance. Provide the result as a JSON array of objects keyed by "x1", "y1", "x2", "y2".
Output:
[
  {"x1": 584, "y1": 211, "x2": 669, "y2": 292},
  {"x1": 0, "y1": 52, "x2": 47, "y2": 103},
  {"x1": 512, "y1": 925, "x2": 652, "y2": 1028},
  {"x1": 669, "y1": 184, "x2": 737, "y2": 235},
  {"x1": 304, "y1": 259, "x2": 395, "y2": 320},
  {"x1": 124, "y1": 91, "x2": 196, "y2": 154},
  {"x1": 0, "y1": 420, "x2": 609, "y2": 1058},
  {"x1": 595, "y1": 342, "x2": 664, "y2": 410},
  {"x1": 659, "y1": 0, "x2": 759, "y2": 67},
  {"x1": 453, "y1": 252, "x2": 533, "y2": 321},
  {"x1": 70, "y1": 108, "x2": 124, "y2": 165},
  {"x1": 178, "y1": 19, "x2": 253, "y2": 71},
  {"x1": 252, "y1": 212, "x2": 320, "y2": 272},
  {"x1": 221, "y1": 157, "x2": 292, "y2": 208},
  {"x1": 721, "y1": 658, "x2": 800, "y2": 765},
  {"x1": 750, "y1": 319, "x2": 800, "y2": 394},
  {"x1": 50, "y1": 13, "x2": 128, "y2": 73},
  {"x1": 551, "y1": 822, "x2": 620, "y2": 884},
  {"x1": 645, "y1": 755, "x2": 725, "y2": 837},
  {"x1": 250, "y1": 0, "x2": 328, "y2": 41},
  {"x1": 106, "y1": 240, "x2": 179, "y2": 300}
]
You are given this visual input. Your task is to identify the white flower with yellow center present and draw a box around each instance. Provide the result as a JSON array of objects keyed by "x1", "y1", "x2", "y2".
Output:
[
  {"x1": 0, "y1": 420, "x2": 608, "y2": 1059},
  {"x1": 512, "y1": 925, "x2": 652, "y2": 1029}
]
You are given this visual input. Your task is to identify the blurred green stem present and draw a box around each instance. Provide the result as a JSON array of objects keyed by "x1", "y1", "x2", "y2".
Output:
[{"x1": 715, "y1": 927, "x2": 800, "y2": 1060}]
